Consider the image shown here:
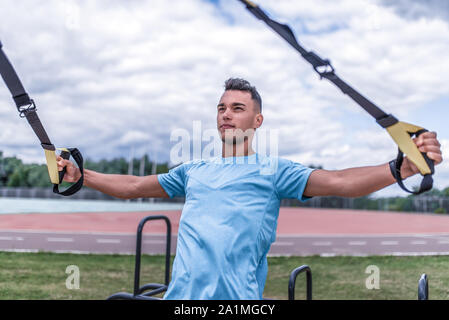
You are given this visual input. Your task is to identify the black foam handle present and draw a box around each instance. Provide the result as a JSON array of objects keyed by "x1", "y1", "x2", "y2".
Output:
[
  {"x1": 415, "y1": 130, "x2": 435, "y2": 175},
  {"x1": 391, "y1": 129, "x2": 436, "y2": 195},
  {"x1": 53, "y1": 148, "x2": 84, "y2": 196},
  {"x1": 58, "y1": 150, "x2": 71, "y2": 184}
]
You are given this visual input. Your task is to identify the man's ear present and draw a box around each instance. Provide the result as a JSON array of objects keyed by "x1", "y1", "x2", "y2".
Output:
[{"x1": 255, "y1": 113, "x2": 263, "y2": 129}]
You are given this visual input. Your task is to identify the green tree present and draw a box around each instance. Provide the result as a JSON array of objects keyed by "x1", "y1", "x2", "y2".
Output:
[{"x1": 443, "y1": 187, "x2": 449, "y2": 197}]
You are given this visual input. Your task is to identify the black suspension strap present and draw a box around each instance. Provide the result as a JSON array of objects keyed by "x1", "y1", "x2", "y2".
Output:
[
  {"x1": 238, "y1": 0, "x2": 435, "y2": 195},
  {"x1": 0, "y1": 40, "x2": 84, "y2": 196}
]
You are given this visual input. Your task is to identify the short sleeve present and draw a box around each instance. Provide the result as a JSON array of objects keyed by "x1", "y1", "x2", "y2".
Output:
[
  {"x1": 274, "y1": 158, "x2": 315, "y2": 201},
  {"x1": 157, "y1": 163, "x2": 189, "y2": 198}
]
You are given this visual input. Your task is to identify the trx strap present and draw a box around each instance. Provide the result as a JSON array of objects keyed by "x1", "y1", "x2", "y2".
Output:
[
  {"x1": 238, "y1": 0, "x2": 435, "y2": 195},
  {"x1": 0, "y1": 40, "x2": 83, "y2": 196}
]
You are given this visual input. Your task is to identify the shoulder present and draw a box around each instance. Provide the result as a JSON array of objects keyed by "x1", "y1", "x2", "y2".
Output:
[
  {"x1": 169, "y1": 157, "x2": 218, "y2": 172},
  {"x1": 260, "y1": 155, "x2": 306, "y2": 171}
]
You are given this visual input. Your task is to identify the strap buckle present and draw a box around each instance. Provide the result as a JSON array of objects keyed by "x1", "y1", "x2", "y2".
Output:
[
  {"x1": 303, "y1": 51, "x2": 335, "y2": 78},
  {"x1": 17, "y1": 99, "x2": 36, "y2": 118}
]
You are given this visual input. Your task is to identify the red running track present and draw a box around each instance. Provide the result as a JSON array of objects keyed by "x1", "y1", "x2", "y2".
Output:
[{"x1": 1, "y1": 207, "x2": 449, "y2": 235}]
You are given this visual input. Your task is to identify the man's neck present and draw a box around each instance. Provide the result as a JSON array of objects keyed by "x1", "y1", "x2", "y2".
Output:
[{"x1": 221, "y1": 142, "x2": 255, "y2": 158}]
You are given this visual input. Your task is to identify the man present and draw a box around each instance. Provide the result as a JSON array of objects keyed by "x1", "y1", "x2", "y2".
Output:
[{"x1": 58, "y1": 78, "x2": 443, "y2": 299}]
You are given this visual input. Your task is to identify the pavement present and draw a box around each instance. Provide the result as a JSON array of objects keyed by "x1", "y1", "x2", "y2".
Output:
[{"x1": 2, "y1": 207, "x2": 449, "y2": 256}]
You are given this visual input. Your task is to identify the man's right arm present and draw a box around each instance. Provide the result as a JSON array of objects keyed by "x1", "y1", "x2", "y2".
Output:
[{"x1": 57, "y1": 157, "x2": 169, "y2": 199}]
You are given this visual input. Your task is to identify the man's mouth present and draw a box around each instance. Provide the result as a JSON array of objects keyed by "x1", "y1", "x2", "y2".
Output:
[{"x1": 220, "y1": 124, "x2": 235, "y2": 129}]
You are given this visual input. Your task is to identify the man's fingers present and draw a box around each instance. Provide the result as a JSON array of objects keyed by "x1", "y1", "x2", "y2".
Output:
[
  {"x1": 420, "y1": 131, "x2": 437, "y2": 139},
  {"x1": 415, "y1": 131, "x2": 437, "y2": 146},
  {"x1": 425, "y1": 151, "x2": 443, "y2": 164},
  {"x1": 417, "y1": 138, "x2": 441, "y2": 148},
  {"x1": 57, "y1": 159, "x2": 72, "y2": 171},
  {"x1": 418, "y1": 145, "x2": 441, "y2": 154}
]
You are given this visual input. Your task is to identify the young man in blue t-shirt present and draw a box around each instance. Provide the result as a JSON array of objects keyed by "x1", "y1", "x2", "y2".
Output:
[{"x1": 58, "y1": 78, "x2": 443, "y2": 299}]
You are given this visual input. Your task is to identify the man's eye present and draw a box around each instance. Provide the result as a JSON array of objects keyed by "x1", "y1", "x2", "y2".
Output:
[{"x1": 235, "y1": 107, "x2": 243, "y2": 110}]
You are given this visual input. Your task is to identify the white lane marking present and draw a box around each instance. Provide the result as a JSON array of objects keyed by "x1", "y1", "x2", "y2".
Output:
[
  {"x1": 272, "y1": 241, "x2": 294, "y2": 246},
  {"x1": 0, "y1": 249, "x2": 40, "y2": 253},
  {"x1": 438, "y1": 240, "x2": 449, "y2": 244},
  {"x1": 411, "y1": 240, "x2": 427, "y2": 245},
  {"x1": 348, "y1": 241, "x2": 367, "y2": 246},
  {"x1": 313, "y1": 241, "x2": 332, "y2": 246},
  {"x1": 277, "y1": 233, "x2": 449, "y2": 238},
  {"x1": 320, "y1": 253, "x2": 336, "y2": 257},
  {"x1": 389, "y1": 251, "x2": 449, "y2": 256},
  {"x1": 381, "y1": 241, "x2": 398, "y2": 245},
  {"x1": 0, "y1": 236, "x2": 24, "y2": 241},
  {"x1": 96, "y1": 239, "x2": 121, "y2": 244},
  {"x1": 47, "y1": 237, "x2": 74, "y2": 242}
]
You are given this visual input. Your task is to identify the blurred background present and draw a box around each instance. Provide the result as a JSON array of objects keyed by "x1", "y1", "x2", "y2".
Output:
[{"x1": 1, "y1": 0, "x2": 449, "y2": 300}]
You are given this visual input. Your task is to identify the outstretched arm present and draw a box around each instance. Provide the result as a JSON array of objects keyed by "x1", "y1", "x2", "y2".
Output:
[
  {"x1": 303, "y1": 132, "x2": 443, "y2": 198},
  {"x1": 83, "y1": 170, "x2": 169, "y2": 199},
  {"x1": 57, "y1": 157, "x2": 169, "y2": 199}
]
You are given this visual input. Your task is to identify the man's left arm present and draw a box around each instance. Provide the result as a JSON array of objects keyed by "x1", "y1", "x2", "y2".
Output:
[{"x1": 303, "y1": 132, "x2": 443, "y2": 198}]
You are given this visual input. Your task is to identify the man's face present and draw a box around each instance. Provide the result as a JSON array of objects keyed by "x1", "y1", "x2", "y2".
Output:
[{"x1": 216, "y1": 90, "x2": 263, "y2": 144}]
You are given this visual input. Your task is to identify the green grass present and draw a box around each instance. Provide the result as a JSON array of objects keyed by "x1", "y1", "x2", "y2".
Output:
[{"x1": 1, "y1": 251, "x2": 449, "y2": 300}]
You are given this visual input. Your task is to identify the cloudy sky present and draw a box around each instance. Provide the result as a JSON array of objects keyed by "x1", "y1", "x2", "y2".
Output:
[{"x1": 0, "y1": 0, "x2": 448, "y2": 197}]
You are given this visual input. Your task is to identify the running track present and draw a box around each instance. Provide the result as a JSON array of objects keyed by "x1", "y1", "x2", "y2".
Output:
[{"x1": 2, "y1": 207, "x2": 449, "y2": 256}]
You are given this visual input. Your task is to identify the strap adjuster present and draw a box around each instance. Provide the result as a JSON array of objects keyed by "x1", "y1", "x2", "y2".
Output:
[
  {"x1": 16, "y1": 98, "x2": 36, "y2": 118},
  {"x1": 376, "y1": 114, "x2": 399, "y2": 128}
]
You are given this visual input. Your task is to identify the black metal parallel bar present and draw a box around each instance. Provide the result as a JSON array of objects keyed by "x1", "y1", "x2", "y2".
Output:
[
  {"x1": 288, "y1": 265, "x2": 312, "y2": 300},
  {"x1": 418, "y1": 274, "x2": 429, "y2": 300},
  {"x1": 133, "y1": 215, "x2": 172, "y2": 296}
]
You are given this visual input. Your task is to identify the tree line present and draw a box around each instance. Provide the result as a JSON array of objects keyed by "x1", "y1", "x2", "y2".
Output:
[{"x1": 0, "y1": 150, "x2": 169, "y2": 188}]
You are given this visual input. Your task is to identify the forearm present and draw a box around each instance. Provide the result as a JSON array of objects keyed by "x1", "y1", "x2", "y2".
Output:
[
  {"x1": 83, "y1": 169, "x2": 140, "y2": 199},
  {"x1": 333, "y1": 162, "x2": 414, "y2": 197},
  {"x1": 305, "y1": 131, "x2": 442, "y2": 198}
]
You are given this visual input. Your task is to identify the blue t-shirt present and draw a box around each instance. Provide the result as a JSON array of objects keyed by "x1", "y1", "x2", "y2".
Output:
[{"x1": 157, "y1": 153, "x2": 314, "y2": 300}]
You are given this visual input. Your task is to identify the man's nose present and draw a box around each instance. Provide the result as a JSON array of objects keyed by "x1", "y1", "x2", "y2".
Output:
[{"x1": 222, "y1": 108, "x2": 232, "y2": 119}]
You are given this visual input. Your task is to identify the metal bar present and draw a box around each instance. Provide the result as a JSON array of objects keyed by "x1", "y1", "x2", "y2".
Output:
[
  {"x1": 418, "y1": 273, "x2": 429, "y2": 300},
  {"x1": 288, "y1": 265, "x2": 312, "y2": 300},
  {"x1": 133, "y1": 215, "x2": 172, "y2": 296}
]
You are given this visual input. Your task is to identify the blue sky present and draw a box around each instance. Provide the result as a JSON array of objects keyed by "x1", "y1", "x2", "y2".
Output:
[{"x1": 0, "y1": 0, "x2": 448, "y2": 197}]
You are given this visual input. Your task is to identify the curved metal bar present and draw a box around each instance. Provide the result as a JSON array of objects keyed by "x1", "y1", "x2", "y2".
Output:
[
  {"x1": 137, "y1": 283, "x2": 166, "y2": 295},
  {"x1": 141, "y1": 286, "x2": 168, "y2": 297},
  {"x1": 288, "y1": 265, "x2": 312, "y2": 300},
  {"x1": 134, "y1": 215, "x2": 172, "y2": 296},
  {"x1": 132, "y1": 295, "x2": 162, "y2": 300},
  {"x1": 418, "y1": 273, "x2": 429, "y2": 300},
  {"x1": 106, "y1": 292, "x2": 135, "y2": 300}
]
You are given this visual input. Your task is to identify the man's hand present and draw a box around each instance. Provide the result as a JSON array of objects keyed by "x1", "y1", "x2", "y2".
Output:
[
  {"x1": 304, "y1": 131, "x2": 443, "y2": 198},
  {"x1": 400, "y1": 131, "x2": 443, "y2": 178},
  {"x1": 56, "y1": 155, "x2": 81, "y2": 182}
]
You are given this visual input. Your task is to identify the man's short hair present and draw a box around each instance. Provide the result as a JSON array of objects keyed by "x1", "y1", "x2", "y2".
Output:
[{"x1": 224, "y1": 78, "x2": 262, "y2": 112}]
